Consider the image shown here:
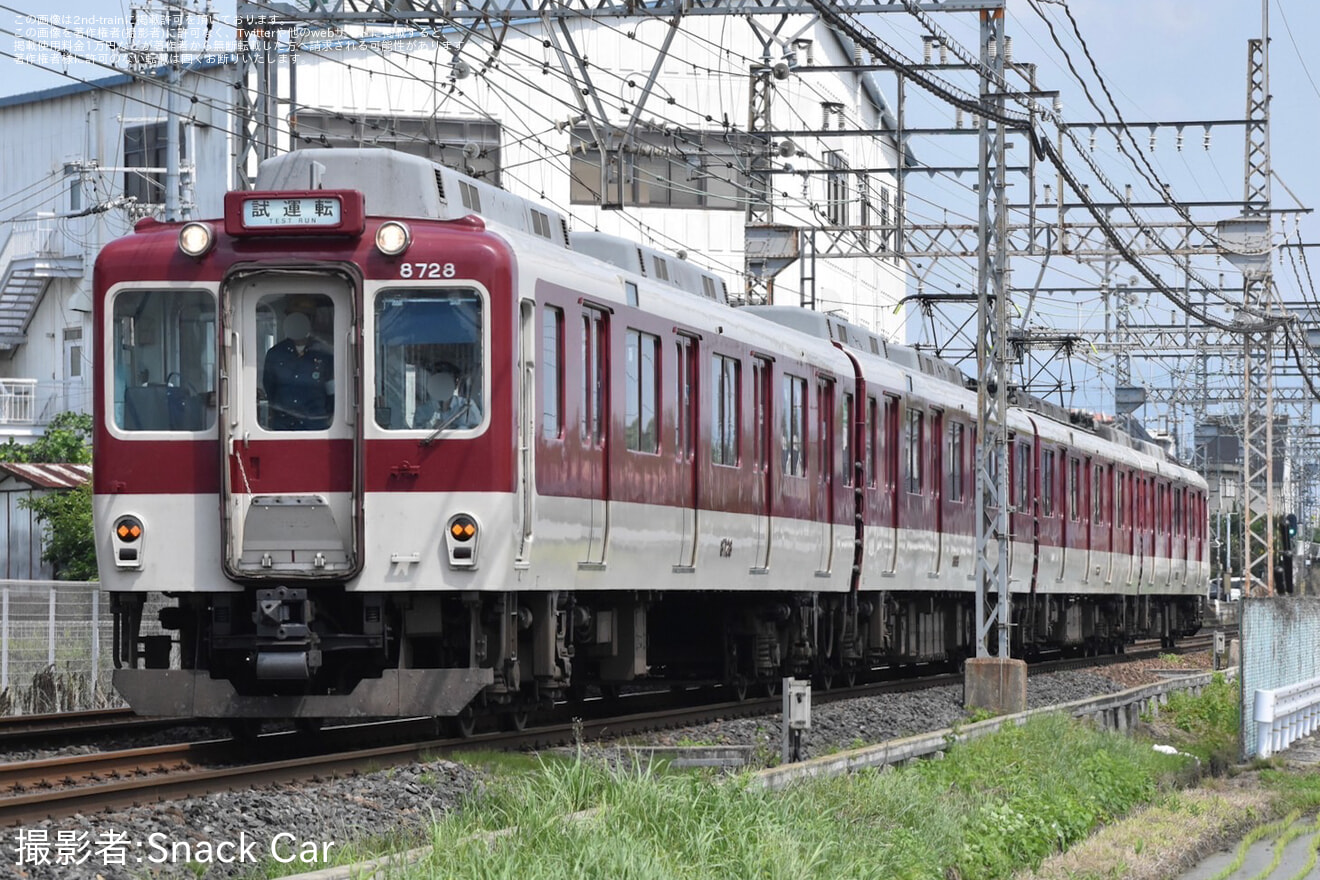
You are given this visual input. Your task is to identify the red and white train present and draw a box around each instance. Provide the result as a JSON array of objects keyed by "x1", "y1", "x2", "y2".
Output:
[{"x1": 93, "y1": 149, "x2": 1208, "y2": 727}]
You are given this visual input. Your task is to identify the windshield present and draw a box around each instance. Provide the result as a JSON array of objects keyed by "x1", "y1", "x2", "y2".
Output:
[{"x1": 373, "y1": 288, "x2": 485, "y2": 431}]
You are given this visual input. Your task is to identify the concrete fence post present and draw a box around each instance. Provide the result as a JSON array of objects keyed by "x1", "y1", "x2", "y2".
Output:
[{"x1": 47, "y1": 587, "x2": 55, "y2": 666}]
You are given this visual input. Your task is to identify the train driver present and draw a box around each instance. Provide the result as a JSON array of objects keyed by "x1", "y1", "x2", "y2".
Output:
[
  {"x1": 262, "y1": 310, "x2": 334, "y2": 431},
  {"x1": 414, "y1": 365, "x2": 481, "y2": 429}
]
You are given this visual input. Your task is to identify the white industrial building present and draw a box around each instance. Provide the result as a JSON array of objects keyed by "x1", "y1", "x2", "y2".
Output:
[{"x1": 0, "y1": 12, "x2": 907, "y2": 442}]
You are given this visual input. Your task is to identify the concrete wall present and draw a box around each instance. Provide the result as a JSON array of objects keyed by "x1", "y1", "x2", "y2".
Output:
[{"x1": 1241, "y1": 597, "x2": 1320, "y2": 757}]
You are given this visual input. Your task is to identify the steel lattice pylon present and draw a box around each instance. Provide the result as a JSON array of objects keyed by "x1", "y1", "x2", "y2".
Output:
[
  {"x1": 1241, "y1": 35, "x2": 1275, "y2": 596},
  {"x1": 973, "y1": 8, "x2": 1010, "y2": 659}
]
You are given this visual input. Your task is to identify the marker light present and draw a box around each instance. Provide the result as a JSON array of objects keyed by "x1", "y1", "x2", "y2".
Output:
[
  {"x1": 375, "y1": 221, "x2": 412, "y2": 256},
  {"x1": 450, "y1": 516, "x2": 477, "y2": 542},
  {"x1": 115, "y1": 516, "x2": 144, "y2": 542},
  {"x1": 178, "y1": 222, "x2": 214, "y2": 258}
]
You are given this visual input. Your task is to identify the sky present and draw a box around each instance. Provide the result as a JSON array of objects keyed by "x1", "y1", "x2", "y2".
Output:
[{"x1": 3, "y1": 0, "x2": 1318, "y2": 425}]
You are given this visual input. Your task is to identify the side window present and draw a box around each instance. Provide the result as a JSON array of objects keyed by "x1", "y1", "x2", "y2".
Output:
[
  {"x1": 712, "y1": 353, "x2": 740, "y2": 466},
  {"x1": 1040, "y1": 449, "x2": 1055, "y2": 516},
  {"x1": 781, "y1": 374, "x2": 807, "y2": 477},
  {"x1": 580, "y1": 310, "x2": 607, "y2": 446},
  {"x1": 948, "y1": 421, "x2": 965, "y2": 502},
  {"x1": 374, "y1": 289, "x2": 483, "y2": 431},
  {"x1": 625, "y1": 329, "x2": 659, "y2": 453},
  {"x1": 1069, "y1": 457, "x2": 1081, "y2": 521},
  {"x1": 904, "y1": 406, "x2": 922, "y2": 495},
  {"x1": 753, "y1": 358, "x2": 772, "y2": 473},
  {"x1": 818, "y1": 378, "x2": 834, "y2": 481},
  {"x1": 112, "y1": 289, "x2": 216, "y2": 432},
  {"x1": 541, "y1": 306, "x2": 563, "y2": 440},
  {"x1": 866, "y1": 397, "x2": 877, "y2": 488},
  {"x1": 841, "y1": 392, "x2": 854, "y2": 487},
  {"x1": 675, "y1": 337, "x2": 696, "y2": 460}
]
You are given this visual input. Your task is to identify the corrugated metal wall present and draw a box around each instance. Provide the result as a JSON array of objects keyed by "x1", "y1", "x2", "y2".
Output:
[{"x1": 0, "y1": 487, "x2": 50, "y2": 580}]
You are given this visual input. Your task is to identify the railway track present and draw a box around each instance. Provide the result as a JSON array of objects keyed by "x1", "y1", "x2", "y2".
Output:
[
  {"x1": 0, "y1": 707, "x2": 199, "y2": 750},
  {"x1": 0, "y1": 632, "x2": 1228, "y2": 827}
]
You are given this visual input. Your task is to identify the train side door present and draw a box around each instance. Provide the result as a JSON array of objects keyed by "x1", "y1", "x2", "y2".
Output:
[
  {"x1": 675, "y1": 334, "x2": 699, "y2": 569},
  {"x1": 580, "y1": 307, "x2": 610, "y2": 567},
  {"x1": 219, "y1": 270, "x2": 360, "y2": 579},
  {"x1": 929, "y1": 408, "x2": 944, "y2": 576},
  {"x1": 751, "y1": 356, "x2": 772, "y2": 572}
]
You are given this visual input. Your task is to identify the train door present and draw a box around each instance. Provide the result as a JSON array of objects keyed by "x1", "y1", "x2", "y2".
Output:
[
  {"x1": 816, "y1": 376, "x2": 835, "y2": 574},
  {"x1": 751, "y1": 356, "x2": 772, "y2": 572},
  {"x1": 581, "y1": 307, "x2": 610, "y2": 567},
  {"x1": 675, "y1": 334, "x2": 699, "y2": 569},
  {"x1": 219, "y1": 269, "x2": 360, "y2": 579}
]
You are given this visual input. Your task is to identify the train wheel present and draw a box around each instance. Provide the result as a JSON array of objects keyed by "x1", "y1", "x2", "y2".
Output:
[
  {"x1": 503, "y1": 708, "x2": 530, "y2": 733},
  {"x1": 817, "y1": 670, "x2": 835, "y2": 691},
  {"x1": 452, "y1": 706, "x2": 478, "y2": 739},
  {"x1": 844, "y1": 667, "x2": 858, "y2": 688},
  {"x1": 731, "y1": 677, "x2": 749, "y2": 702},
  {"x1": 763, "y1": 678, "x2": 780, "y2": 698}
]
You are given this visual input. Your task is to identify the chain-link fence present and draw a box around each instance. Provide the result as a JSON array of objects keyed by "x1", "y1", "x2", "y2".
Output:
[{"x1": 0, "y1": 580, "x2": 176, "y2": 716}]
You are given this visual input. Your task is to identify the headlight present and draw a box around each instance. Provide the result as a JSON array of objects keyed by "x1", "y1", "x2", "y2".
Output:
[
  {"x1": 375, "y1": 221, "x2": 412, "y2": 256},
  {"x1": 178, "y1": 222, "x2": 214, "y2": 258}
]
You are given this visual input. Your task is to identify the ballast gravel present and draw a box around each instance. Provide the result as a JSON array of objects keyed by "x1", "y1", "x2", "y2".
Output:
[{"x1": 9, "y1": 664, "x2": 1197, "y2": 880}]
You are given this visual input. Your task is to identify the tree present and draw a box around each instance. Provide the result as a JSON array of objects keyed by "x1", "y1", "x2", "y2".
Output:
[
  {"x1": 21, "y1": 483, "x2": 98, "y2": 581},
  {"x1": 0, "y1": 411, "x2": 93, "y2": 464},
  {"x1": 1, "y1": 411, "x2": 97, "y2": 580}
]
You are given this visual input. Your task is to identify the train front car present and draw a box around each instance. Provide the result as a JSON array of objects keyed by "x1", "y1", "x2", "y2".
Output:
[{"x1": 94, "y1": 150, "x2": 529, "y2": 724}]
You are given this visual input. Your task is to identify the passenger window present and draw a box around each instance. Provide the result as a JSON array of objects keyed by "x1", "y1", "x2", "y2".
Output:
[
  {"x1": 112, "y1": 289, "x2": 216, "y2": 432},
  {"x1": 625, "y1": 329, "x2": 659, "y2": 453},
  {"x1": 781, "y1": 374, "x2": 807, "y2": 477}
]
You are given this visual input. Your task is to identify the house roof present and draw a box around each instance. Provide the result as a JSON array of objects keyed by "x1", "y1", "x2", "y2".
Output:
[{"x1": 0, "y1": 462, "x2": 91, "y2": 489}]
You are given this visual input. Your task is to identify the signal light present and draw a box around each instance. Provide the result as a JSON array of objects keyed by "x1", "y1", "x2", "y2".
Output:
[
  {"x1": 449, "y1": 516, "x2": 477, "y2": 542},
  {"x1": 114, "y1": 516, "x2": 143, "y2": 543}
]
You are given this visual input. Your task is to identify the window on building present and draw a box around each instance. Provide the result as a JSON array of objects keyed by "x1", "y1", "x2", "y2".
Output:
[
  {"x1": 712, "y1": 354, "x2": 740, "y2": 466},
  {"x1": 123, "y1": 121, "x2": 185, "y2": 207},
  {"x1": 541, "y1": 306, "x2": 563, "y2": 440},
  {"x1": 625, "y1": 329, "x2": 659, "y2": 453},
  {"x1": 781, "y1": 374, "x2": 807, "y2": 477},
  {"x1": 825, "y1": 150, "x2": 849, "y2": 227},
  {"x1": 294, "y1": 113, "x2": 502, "y2": 182},
  {"x1": 568, "y1": 126, "x2": 752, "y2": 210}
]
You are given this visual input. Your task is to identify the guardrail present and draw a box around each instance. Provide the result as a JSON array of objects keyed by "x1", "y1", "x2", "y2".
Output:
[{"x1": 1253, "y1": 676, "x2": 1320, "y2": 758}]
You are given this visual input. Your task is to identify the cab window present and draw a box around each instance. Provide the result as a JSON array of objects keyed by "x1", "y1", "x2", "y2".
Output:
[
  {"x1": 374, "y1": 289, "x2": 485, "y2": 431},
  {"x1": 112, "y1": 289, "x2": 216, "y2": 432}
]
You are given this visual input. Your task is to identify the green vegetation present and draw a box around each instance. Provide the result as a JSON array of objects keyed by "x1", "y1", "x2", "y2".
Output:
[
  {"x1": 1, "y1": 412, "x2": 97, "y2": 580},
  {"x1": 393, "y1": 714, "x2": 1188, "y2": 880},
  {"x1": 1143, "y1": 672, "x2": 1240, "y2": 773}
]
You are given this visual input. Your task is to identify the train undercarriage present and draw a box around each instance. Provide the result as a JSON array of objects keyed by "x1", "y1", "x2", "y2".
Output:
[{"x1": 111, "y1": 586, "x2": 1203, "y2": 729}]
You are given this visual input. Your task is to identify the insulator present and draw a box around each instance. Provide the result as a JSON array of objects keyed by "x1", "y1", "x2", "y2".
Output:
[
  {"x1": 1176, "y1": 131, "x2": 1184, "y2": 151},
  {"x1": 1148, "y1": 131, "x2": 1157, "y2": 152},
  {"x1": 955, "y1": 107, "x2": 964, "y2": 129},
  {"x1": 987, "y1": 38, "x2": 998, "y2": 59},
  {"x1": 923, "y1": 38, "x2": 932, "y2": 64},
  {"x1": 1004, "y1": 36, "x2": 1013, "y2": 61},
  {"x1": 1203, "y1": 130, "x2": 1212, "y2": 150}
]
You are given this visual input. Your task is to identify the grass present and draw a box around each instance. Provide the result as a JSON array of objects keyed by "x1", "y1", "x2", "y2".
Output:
[
  {"x1": 387, "y1": 713, "x2": 1191, "y2": 880},
  {"x1": 1142, "y1": 672, "x2": 1240, "y2": 773}
]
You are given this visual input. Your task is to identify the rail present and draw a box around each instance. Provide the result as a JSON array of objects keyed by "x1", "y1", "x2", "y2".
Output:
[{"x1": 1253, "y1": 675, "x2": 1320, "y2": 759}]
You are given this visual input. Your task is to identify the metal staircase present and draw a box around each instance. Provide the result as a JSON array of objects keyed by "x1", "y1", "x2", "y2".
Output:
[{"x1": 0, "y1": 220, "x2": 84, "y2": 351}]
